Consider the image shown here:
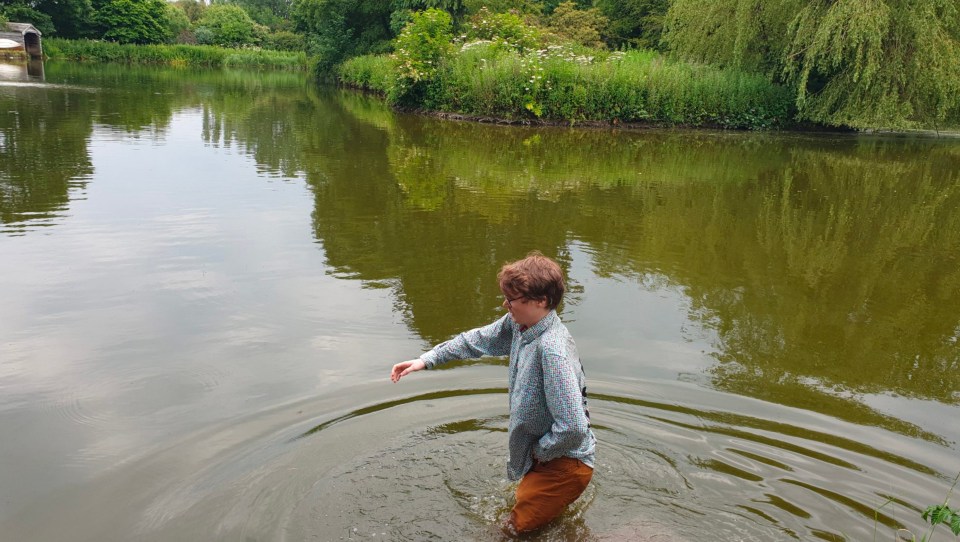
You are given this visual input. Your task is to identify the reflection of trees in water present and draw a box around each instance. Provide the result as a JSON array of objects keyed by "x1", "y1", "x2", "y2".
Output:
[
  {"x1": 0, "y1": 85, "x2": 93, "y2": 228},
  {"x1": 0, "y1": 63, "x2": 314, "y2": 232},
  {"x1": 171, "y1": 79, "x2": 960, "y2": 423},
  {"x1": 301, "y1": 92, "x2": 575, "y2": 345},
  {"x1": 198, "y1": 73, "x2": 315, "y2": 178},
  {"x1": 44, "y1": 63, "x2": 186, "y2": 133},
  {"x1": 710, "y1": 148, "x2": 960, "y2": 406},
  {"x1": 437, "y1": 128, "x2": 960, "y2": 406},
  {"x1": 294, "y1": 105, "x2": 960, "y2": 412}
]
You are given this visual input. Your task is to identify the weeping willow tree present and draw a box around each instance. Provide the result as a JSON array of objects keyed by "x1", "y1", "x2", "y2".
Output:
[{"x1": 664, "y1": 0, "x2": 960, "y2": 130}]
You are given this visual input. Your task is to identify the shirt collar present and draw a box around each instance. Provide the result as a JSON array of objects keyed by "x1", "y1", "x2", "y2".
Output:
[{"x1": 519, "y1": 310, "x2": 557, "y2": 342}]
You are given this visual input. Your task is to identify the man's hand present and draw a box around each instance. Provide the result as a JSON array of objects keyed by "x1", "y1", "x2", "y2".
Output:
[{"x1": 390, "y1": 359, "x2": 426, "y2": 382}]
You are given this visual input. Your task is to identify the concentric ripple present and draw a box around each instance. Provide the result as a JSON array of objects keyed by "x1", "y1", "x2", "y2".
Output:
[{"x1": 2, "y1": 377, "x2": 954, "y2": 542}]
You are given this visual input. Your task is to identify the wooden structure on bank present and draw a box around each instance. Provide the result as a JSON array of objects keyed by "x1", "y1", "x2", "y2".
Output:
[{"x1": 0, "y1": 23, "x2": 43, "y2": 58}]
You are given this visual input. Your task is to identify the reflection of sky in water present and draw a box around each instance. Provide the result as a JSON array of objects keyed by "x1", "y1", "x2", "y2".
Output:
[
  {"x1": 565, "y1": 241, "x2": 719, "y2": 383},
  {"x1": 0, "y1": 111, "x2": 422, "y2": 509},
  {"x1": 861, "y1": 393, "x2": 960, "y2": 448},
  {"x1": 0, "y1": 108, "x2": 721, "y2": 512}
]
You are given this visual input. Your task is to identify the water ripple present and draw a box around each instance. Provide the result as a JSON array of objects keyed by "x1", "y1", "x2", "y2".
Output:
[{"x1": 2, "y1": 379, "x2": 954, "y2": 542}]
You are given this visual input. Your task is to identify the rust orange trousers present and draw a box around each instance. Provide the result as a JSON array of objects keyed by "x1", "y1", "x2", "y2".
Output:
[{"x1": 508, "y1": 456, "x2": 593, "y2": 533}]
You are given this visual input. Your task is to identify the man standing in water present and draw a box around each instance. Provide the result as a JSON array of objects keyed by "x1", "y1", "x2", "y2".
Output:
[{"x1": 390, "y1": 251, "x2": 596, "y2": 534}]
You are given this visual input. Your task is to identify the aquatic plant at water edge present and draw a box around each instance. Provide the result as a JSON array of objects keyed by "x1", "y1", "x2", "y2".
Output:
[
  {"x1": 43, "y1": 38, "x2": 308, "y2": 70},
  {"x1": 222, "y1": 49, "x2": 307, "y2": 69},
  {"x1": 338, "y1": 54, "x2": 395, "y2": 94},
  {"x1": 919, "y1": 473, "x2": 960, "y2": 541}
]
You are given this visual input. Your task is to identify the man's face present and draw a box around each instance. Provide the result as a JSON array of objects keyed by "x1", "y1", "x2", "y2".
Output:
[{"x1": 502, "y1": 291, "x2": 548, "y2": 327}]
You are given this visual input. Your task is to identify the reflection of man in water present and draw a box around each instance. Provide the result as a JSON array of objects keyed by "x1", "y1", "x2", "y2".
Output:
[{"x1": 390, "y1": 251, "x2": 596, "y2": 534}]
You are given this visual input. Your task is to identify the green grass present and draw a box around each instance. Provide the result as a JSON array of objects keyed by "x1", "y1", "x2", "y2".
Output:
[
  {"x1": 337, "y1": 43, "x2": 794, "y2": 129},
  {"x1": 338, "y1": 54, "x2": 395, "y2": 94},
  {"x1": 43, "y1": 38, "x2": 308, "y2": 71}
]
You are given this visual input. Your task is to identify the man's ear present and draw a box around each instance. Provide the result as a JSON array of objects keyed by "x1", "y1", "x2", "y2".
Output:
[{"x1": 535, "y1": 297, "x2": 549, "y2": 308}]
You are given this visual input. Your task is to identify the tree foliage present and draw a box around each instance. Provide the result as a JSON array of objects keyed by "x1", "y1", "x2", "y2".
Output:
[
  {"x1": 291, "y1": 0, "x2": 394, "y2": 73},
  {"x1": 197, "y1": 4, "x2": 262, "y2": 47},
  {"x1": 393, "y1": 0, "x2": 466, "y2": 22},
  {"x1": 91, "y1": 0, "x2": 170, "y2": 44},
  {"x1": 595, "y1": 0, "x2": 669, "y2": 50},
  {"x1": 164, "y1": 3, "x2": 190, "y2": 44},
  {"x1": 173, "y1": 0, "x2": 206, "y2": 23},
  {"x1": 33, "y1": 0, "x2": 93, "y2": 38},
  {"x1": 465, "y1": 7, "x2": 541, "y2": 53},
  {"x1": 547, "y1": 1, "x2": 607, "y2": 48},
  {"x1": 462, "y1": 0, "x2": 542, "y2": 16},
  {"x1": 784, "y1": 0, "x2": 960, "y2": 129},
  {"x1": 0, "y1": 3, "x2": 56, "y2": 35},
  {"x1": 664, "y1": 0, "x2": 960, "y2": 129},
  {"x1": 224, "y1": 0, "x2": 293, "y2": 30}
]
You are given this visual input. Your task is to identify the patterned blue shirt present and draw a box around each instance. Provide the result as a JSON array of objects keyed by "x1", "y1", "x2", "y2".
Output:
[{"x1": 420, "y1": 310, "x2": 596, "y2": 481}]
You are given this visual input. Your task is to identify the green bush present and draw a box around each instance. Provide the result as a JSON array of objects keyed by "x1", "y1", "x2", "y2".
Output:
[
  {"x1": 196, "y1": 4, "x2": 261, "y2": 47},
  {"x1": 194, "y1": 26, "x2": 214, "y2": 45},
  {"x1": 465, "y1": 7, "x2": 541, "y2": 54},
  {"x1": 391, "y1": 8, "x2": 455, "y2": 104},
  {"x1": 263, "y1": 30, "x2": 305, "y2": 51},
  {"x1": 335, "y1": 3, "x2": 792, "y2": 129}
]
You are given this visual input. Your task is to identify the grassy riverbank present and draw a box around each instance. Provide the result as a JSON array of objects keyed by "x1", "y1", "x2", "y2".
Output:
[
  {"x1": 44, "y1": 38, "x2": 308, "y2": 71},
  {"x1": 334, "y1": 7, "x2": 793, "y2": 130},
  {"x1": 339, "y1": 46, "x2": 793, "y2": 130}
]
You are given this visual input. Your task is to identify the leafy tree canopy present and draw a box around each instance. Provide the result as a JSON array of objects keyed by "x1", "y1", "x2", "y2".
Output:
[
  {"x1": 0, "y1": 3, "x2": 56, "y2": 35},
  {"x1": 393, "y1": 0, "x2": 466, "y2": 21},
  {"x1": 34, "y1": 0, "x2": 93, "y2": 38},
  {"x1": 173, "y1": 0, "x2": 205, "y2": 23},
  {"x1": 664, "y1": 0, "x2": 960, "y2": 129},
  {"x1": 91, "y1": 0, "x2": 170, "y2": 44},
  {"x1": 291, "y1": 0, "x2": 394, "y2": 73},
  {"x1": 217, "y1": 0, "x2": 293, "y2": 29},
  {"x1": 197, "y1": 4, "x2": 262, "y2": 47},
  {"x1": 547, "y1": 1, "x2": 607, "y2": 48},
  {"x1": 462, "y1": 0, "x2": 543, "y2": 16},
  {"x1": 595, "y1": 0, "x2": 668, "y2": 50},
  {"x1": 164, "y1": 3, "x2": 190, "y2": 43}
]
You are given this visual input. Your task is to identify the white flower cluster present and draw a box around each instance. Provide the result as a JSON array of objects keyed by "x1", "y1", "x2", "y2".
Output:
[
  {"x1": 460, "y1": 39, "x2": 494, "y2": 52},
  {"x1": 607, "y1": 51, "x2": 627, "y2": 62},
  {"x1": 529, "y1": 45, "x2": 596, "y2": 65}
]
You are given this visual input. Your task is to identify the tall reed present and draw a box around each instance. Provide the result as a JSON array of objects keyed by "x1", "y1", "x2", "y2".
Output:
[{"x1": 43, "y1": 39, "x2": 308, "y2": 71}]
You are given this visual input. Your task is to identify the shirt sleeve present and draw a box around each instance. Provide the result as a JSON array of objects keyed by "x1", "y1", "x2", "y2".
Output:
[
  {"x1": 419, "y1": 314, "x2": 514, "y2": 369},
  {"x1": 534, "y1": 341, "x2": 591, "y2": 462}
]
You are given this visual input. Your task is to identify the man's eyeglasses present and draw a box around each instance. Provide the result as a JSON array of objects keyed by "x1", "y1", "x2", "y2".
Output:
[{"x1": 504, "y1": 295, "x2": 525, "y2": 308}]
